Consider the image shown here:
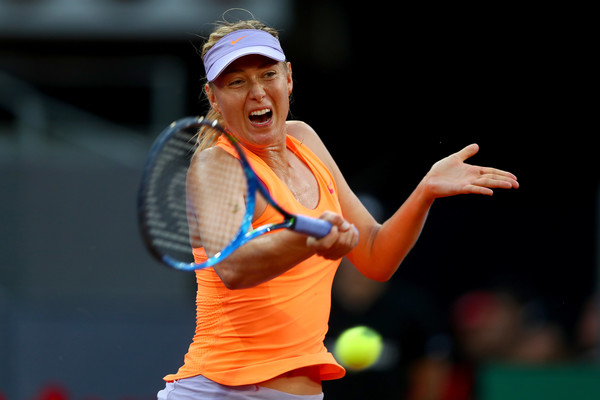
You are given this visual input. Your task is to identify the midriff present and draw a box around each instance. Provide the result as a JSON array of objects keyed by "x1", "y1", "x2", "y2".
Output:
[{"x1": 258, "y1": 366, "x2": 322, "y2": 395}]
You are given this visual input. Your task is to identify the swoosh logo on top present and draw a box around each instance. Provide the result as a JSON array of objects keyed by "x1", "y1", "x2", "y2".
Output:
[{"x1": 230, "y1": 36, "x2": 246, "y2": 45}]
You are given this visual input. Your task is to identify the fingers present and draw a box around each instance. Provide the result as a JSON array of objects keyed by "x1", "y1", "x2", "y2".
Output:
[
  {"x1": 458, "y1": 144, "x2": 519, "y2": 193},
  {"x1": 456, "y1": 143, "x2": 480, "y2": 161},
  {"x1": 457, "y1": 145, "x2": 519, "y2": 187},
  {"x1": 465, "y1": 168, "x2": 519, "y2": 196},
  {"x1": 306, "y1": 211, "x2": 358, "y2": 259},
  {"x1": 480, "y1": 166, "x2": 519, "y2": 182},
  {"x1": 478, "y1": 175, "x2": 519, "y2": 189},
  {"x1": 464, "y1": 184, "x2": 494, "y2": 196},
  {"x1": 477, "y1": 168, "x2": 520, "y2": 189}
]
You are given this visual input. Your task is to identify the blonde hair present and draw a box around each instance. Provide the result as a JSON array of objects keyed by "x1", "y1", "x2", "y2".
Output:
[{"x1": 196, "y1": 19, "x2": 281, "y2": 152}]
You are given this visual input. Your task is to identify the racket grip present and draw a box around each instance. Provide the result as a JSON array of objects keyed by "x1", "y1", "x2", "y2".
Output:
[{"x1": 293, "y1": 215, "x2": 332, "y2": 238}]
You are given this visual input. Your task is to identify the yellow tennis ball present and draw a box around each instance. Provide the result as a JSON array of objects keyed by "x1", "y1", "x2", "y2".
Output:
[{"x1": 334, "y1": 326, "x2": 383, "y2": 371}]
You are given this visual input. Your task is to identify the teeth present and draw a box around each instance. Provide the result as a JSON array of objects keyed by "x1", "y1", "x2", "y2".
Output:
[{"x1": 250, "y1": 108, "x2": 271, "y2": 116}]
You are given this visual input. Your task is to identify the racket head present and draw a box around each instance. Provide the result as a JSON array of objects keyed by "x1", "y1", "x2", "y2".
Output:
[
  {"x1": 137, "y1": 117, "x2": 292, "y2": 271},
  {"x1": 138, "y1": 116, "x2": 332, "y2": 272},
  {"x1": 137, "y1": 116, "x2": 205, "y2": 270}
]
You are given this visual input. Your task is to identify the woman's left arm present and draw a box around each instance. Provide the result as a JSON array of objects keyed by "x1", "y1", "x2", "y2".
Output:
[{"x1": 292, "y1": 122, "x2": 519, "y2": 281}]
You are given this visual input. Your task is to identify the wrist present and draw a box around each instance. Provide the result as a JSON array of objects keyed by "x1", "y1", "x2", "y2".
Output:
[{"x1": 416, "y1": 175, "x2": 437, "y2": 206}]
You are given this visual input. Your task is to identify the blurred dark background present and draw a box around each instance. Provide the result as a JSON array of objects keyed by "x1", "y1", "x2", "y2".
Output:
[{"x1": 0, "y1": 1, "x2": 596, "y2": 399}]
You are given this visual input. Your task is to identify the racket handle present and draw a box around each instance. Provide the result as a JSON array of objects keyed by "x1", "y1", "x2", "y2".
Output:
[{"x1": 293, "y1": 215, "x2": 333, "y2": 238}]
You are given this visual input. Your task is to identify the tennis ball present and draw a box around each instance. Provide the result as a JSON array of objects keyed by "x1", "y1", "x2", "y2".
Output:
[{"x1": 334, "y1": 326, "x2": 383, "y2": 371}]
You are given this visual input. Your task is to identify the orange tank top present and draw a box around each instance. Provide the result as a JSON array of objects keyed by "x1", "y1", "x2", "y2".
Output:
[{"x1": 163, "y1": 134, "x2": 346, "y2": 385}]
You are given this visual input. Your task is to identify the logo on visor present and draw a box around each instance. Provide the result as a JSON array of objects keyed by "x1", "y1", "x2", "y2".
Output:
[{"x1": 230, "y1": 36, "x2": 246, "y2": 45}]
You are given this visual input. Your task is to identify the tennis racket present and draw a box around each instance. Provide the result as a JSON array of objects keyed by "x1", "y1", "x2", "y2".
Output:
[{"x1": 137, "y1": 116, "x2": 333, "y2": 271}]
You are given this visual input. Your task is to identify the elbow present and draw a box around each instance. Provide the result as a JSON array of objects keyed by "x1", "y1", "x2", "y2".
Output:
[
  {"x1": 357, "y1": 259, "x2": 403, "y2": 282},
  {"x1": 214, "y1": 265, "x2": 249, "y2": 290},
  {"x1": 350, "y1": 262, "x2": 396, "y2": 282},
  {"x1": 221, "y1": 277, "x2": 244, "y2": 290},
  {"x1": 376, "y1": 274, "x2": 393, "y2": 283},
  {"x1": 366, "y1": 270, "x2": 395, "y2": 283},
  {"x1": 349, "y1": 253, "x2": 403, "y2": 282},
  {"x1": 214, "y1": 263, "x2": 265, "y2": 290},
  {"x1": 220, "y1": 274, "x2": 255, "y2": 290}
]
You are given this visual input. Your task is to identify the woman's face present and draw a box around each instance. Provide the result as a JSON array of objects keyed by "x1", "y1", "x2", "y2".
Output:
[{"x1": 206, "y1": 54, "x2": 293, "y2": 150}]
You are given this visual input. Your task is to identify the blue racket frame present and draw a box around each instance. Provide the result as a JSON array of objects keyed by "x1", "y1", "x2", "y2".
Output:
[{"x1": 140, "y1": 116, "x2": 331, "y2": 272}]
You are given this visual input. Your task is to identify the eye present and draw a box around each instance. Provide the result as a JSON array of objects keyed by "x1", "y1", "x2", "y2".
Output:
[
  {"x1": 263, "y1": 70, "x2": 278, "y2": 79},
  {"x1": 227, "y1": 78, "x2": 244, "y2": 88}
]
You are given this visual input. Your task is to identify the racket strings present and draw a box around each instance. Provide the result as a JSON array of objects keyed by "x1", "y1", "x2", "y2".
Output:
[
  {"x1": 143, "y1": 129, "x2": 198, "y2": 262},
  {"x1": 140, "y1": 118, "x2": 256, "y2": 268},
  {"x1": 186, "y1": 128, "x2": 250, "y2": 259}
]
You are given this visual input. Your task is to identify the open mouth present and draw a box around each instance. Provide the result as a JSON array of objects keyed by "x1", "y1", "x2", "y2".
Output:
[{"x1": 249, "y1": 108, "x2": 273, "y2": 125}]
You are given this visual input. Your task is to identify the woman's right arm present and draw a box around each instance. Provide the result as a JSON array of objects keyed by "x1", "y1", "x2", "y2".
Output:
[{"x1": 187, "y1": 146, "x2": 356, "y2": 289}]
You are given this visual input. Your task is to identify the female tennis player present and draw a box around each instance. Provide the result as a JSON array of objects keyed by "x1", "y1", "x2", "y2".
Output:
[{"x1": 157, "y1": 18, "x2": 519, "y2": 400}]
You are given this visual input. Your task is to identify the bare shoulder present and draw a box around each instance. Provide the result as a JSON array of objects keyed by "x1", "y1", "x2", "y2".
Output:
[
  {"x1": 190, "y1": 145, "x2": 222, "y2": 165},
  {"x1": 286, "y1": 120, "x2": 316, "y2": 140},
  {"x1": 286, "y1": 120, "x2": 329, "y2": 158},
  {"x1": 188, "y1": 145, "x2": 231, "y2": 175}
]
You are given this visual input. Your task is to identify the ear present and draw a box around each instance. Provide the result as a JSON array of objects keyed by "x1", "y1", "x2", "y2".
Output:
[
  {"x1": 205, "y1": 83, "x2": 221, "y2": 114},
  {"x1": 286, "y1": 62, "x2": 293, "y2": 96}
]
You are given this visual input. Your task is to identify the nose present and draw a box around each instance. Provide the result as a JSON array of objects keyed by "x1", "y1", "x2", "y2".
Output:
[{"x1": 249, "y1": 81, "x2": 266, "y2": 102}]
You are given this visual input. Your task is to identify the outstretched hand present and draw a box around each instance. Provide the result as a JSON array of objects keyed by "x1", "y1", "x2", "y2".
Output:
[{"x1": 423, "y1": 143, "x2": 519, "y2": 198}]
